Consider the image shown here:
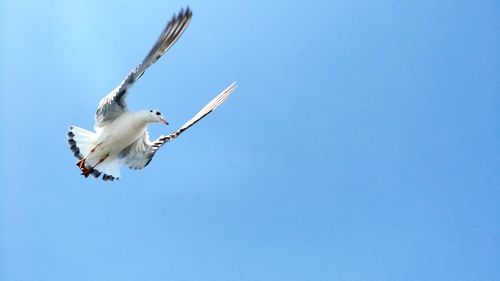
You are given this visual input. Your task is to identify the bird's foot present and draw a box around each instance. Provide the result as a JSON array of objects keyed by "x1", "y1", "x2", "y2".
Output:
[
  {"x1": 80, "y1": 166, "x2": 94, "y2": 178},
  {"x1": 79, "y1": 154, "x2": 109, "y2": 178},
  {"x1": 76, "y1": 158, "x2": 86, "y2": 169}
]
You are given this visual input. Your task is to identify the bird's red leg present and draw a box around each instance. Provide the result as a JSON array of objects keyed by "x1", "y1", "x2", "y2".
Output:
[
  {"x1": 91, "y1": 154, "x2": 108, "y2": 169},
  {"x1": 76, "y1": 158, "x2": 85, "y2": 169},
  {"x1": 75, "y1": 143, "x2": 101, "y2": 169},
  {"x1": 80, "y1": 166, "x2": 93, "y2": 178},
  {"x1": 80, "y1": 154, "x2": 109, "y2": 178}
]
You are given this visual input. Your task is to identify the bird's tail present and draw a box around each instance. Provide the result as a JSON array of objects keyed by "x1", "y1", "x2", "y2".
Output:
[
  {"x1": 67, "y1": 126, "x2": 121, "y2": 181},
  {"x1": 100, "y1": 158, "x2": 121, "y2": 181},
  {"x1": 67, "y1": 126, "x2": 97, "y2": 160}
]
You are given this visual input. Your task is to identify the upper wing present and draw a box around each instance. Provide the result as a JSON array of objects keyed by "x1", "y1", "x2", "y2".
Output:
[
  {"x1": 119, "y1": 82, "x2": 237, "y2": 169},
  {"x1": 94, "y1": 7, "x2": 193, "y2": 129}
]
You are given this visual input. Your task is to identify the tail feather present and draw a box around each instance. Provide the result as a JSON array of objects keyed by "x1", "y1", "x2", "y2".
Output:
[
  {"x1": 67, "y1": 126, "x2": 97, "y2": 160},
  {"x1": 99, "y1": 158, "x2": 121, "y2": 181},
  {"x1": 68, "y1": 126, "x2": 121, "y2": 181}
]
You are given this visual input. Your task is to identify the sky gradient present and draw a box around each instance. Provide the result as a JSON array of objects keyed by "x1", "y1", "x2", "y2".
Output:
[{"x1": 1, "y1": 1, "x2": 499, "y2": 280}]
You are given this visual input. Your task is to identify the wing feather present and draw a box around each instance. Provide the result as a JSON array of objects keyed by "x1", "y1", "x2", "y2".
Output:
[
  {"x1": 151, "y1": 82, "x2": 237, "y2": 150},
  {"x1": 94, "y1": 7, "x2": 192, "y2": 129}
]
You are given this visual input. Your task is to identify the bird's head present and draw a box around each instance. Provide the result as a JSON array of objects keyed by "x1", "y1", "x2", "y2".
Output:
[{"x1": 145, "y1": 109, "x2": 169, "y2": 125}]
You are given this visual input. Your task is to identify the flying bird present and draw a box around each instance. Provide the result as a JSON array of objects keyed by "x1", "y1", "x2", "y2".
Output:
[{"x1": 67, "y1": 7, "x2": 236, "y2": 181}]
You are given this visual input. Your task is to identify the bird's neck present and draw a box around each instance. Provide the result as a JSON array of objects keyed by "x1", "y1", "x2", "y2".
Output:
[{"x1": 127, "y1": 111, "x2": 151, "y2": 131}]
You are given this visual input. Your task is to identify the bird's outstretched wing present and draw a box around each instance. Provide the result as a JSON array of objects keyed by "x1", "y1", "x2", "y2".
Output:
[
  {"x1": 119, "y1": 82, "x2": 237, "y2": 169},
  {"x1": 95, "y1": 7, "x2": 193, "y2": 129}
]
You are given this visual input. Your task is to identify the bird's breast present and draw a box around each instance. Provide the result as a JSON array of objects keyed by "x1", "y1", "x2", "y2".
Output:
[{"x1": 97, "y1": 113, "x2": 147, "y2": 153}]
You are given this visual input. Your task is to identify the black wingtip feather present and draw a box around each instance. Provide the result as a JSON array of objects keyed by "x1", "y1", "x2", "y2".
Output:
[
  {"x1": 67, "y1": 128, "x2": 83, "y2": 160},
  {"x1": 91, "y1": 169, "x2": 101, "y2": 178},
  {"x1": 102, "y1": 174, "x2": 118, "y2": 181},
  {"x1": 176, "y1": 6, "x2": 192, "y2": 20}
]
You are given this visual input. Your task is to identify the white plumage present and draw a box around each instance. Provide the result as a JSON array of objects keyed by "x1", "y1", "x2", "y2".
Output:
[{"x1": 67, "y1": 7, "x2": 236, "y2": 181}]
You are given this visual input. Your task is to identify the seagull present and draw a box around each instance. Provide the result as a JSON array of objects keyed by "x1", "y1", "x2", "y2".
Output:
[{"x1": 67, "y1": 7, "x2": 236, "y2": 181}]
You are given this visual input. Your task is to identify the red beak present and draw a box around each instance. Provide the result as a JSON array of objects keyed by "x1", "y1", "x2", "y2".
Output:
[{"x1": 160, "y1": 117, "x2": 169, "y2": 125}]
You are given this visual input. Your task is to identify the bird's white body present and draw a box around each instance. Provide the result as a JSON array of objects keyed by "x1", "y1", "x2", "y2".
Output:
[
  {"x1": 95, "y1": 111, "x2": 148, "y2": 152},
  {"x1": 90, "y1": 112, "x2": 149, "y2": 166}
]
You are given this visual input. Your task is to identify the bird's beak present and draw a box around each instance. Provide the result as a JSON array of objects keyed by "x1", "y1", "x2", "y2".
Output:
[{"x1": 160, "y1": 117, "x2": 169, "y2": 125}]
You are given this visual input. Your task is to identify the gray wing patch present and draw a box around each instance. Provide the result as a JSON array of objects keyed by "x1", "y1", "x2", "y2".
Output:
[
  {"x1": 94, "y1": 7, "x2": 193, "y2": 129},
  {"x1": 119, "y1": 131, "x2": 155, "y2": 170}
]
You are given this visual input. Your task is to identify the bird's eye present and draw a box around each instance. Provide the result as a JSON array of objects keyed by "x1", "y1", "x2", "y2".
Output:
[
  {"x1": 150, "y1": 110, "x2": 153, "y2": 112},
  {"x1": 156, "y1": 111, "x2": 161, "y2": 115}
]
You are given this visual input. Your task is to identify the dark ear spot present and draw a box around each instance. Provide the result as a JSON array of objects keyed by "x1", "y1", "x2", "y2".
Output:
[
  {"x1": 156, "y1": 111, "x2": 161, "y2": 115},
  {"x1": 150, "y1": 110, "x2": 153, "y2": 112}
]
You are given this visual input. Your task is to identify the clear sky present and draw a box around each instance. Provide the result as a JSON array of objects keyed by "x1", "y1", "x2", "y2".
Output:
[{"x1": 1, "y1": 0, "x2": 499, "y2": 280}]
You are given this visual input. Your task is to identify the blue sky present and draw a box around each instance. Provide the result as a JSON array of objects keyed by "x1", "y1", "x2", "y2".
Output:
[{"x1": 1, "y1": 0, "x2": 499, "y2": 280}]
